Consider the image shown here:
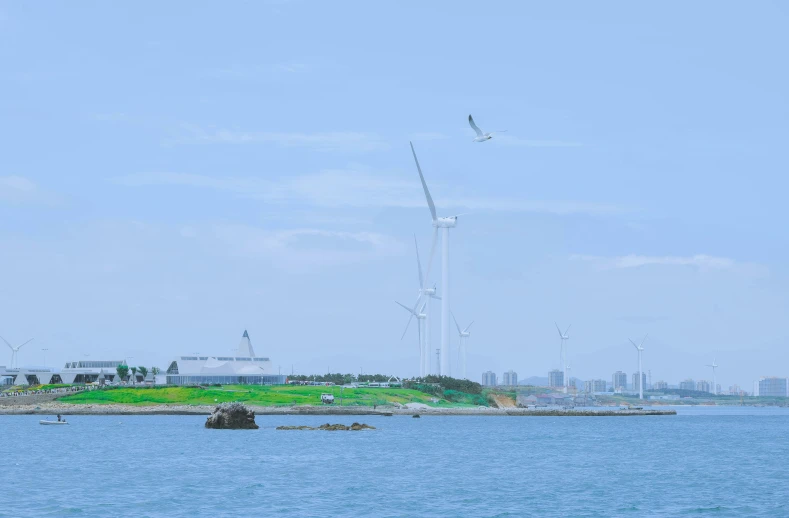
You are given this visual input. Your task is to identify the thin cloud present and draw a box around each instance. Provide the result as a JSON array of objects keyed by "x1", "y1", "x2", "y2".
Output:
[
  {"x1": 207, "y1": 224, "x2": 404, "y2": 269},
  {"x1": 493, "y1": 135, "x2": 583, "y2": 148},
  {"x1": 409, "y1": 132, "x2": 451, "y2": 141},
  {"x1": 570, "y1": 253, "x2": 767, "y2": 275},
  {"x1": 113, "y1": 171, "x2": 630, "y2": 216},
  {"x1": 173, "y1": 123, "x2": 389, "y2": 152},
  {"x1": 0, "y1": 176, "x2": 60, "y2": 205}
]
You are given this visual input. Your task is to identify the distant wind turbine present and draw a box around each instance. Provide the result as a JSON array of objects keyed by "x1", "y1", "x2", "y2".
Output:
[
  {"x1": 2, "y1": 336, "x2": 34, "y2": 369},
  {"x1": 555, "y1": 323, "x2": 571, "y2": 394},
  {"x1": 629, "y1": 334, "x2": 648, "y2": 400},
  {"x1": 468, "y1": 114, "x2": 506, "y2": 142},
  {"x1": 396, "y1": 301, "x2": 428, "y2": 377},
  {"x1": 706, "y1": 358, "x2": 719, "y2": 395},
  {"x1": 452, "y1": 312, "x2": 473, "y2": 380}
]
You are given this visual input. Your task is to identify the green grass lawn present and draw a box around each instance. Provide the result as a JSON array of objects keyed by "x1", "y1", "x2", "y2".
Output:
[{"x1": 57, "y1": 385, "x2": 459, "y2": 407}]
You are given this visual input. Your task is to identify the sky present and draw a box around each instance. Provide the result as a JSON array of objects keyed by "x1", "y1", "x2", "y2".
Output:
[{"x1": 1, "y1": 1, "x2": 788, "y2": 389}]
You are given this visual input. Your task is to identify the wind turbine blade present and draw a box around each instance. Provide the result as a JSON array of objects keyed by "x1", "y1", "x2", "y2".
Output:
[
  {"x1": 400, "y1": 314, "x2": 414, "y2": 340},
  {"x1": 420, "y1": 302, "x2": 427, "y2": 313},
  {"x1": 18, "y1": 338, "x2": 33, "y2": 350},
  {"x1": 564, "y1": 324, "x2": 572, "y2": 336},
  {"x1": 421, "y1": 227, "x2": 439, "y2": 292},
  {"x1": 409, "y1": 142, "x2": 437, "y2": 222},
  {"x1": 555, "y1": 322, "x2": 563, "y2": 337},
  {"x1": 452, "y1": 312, "x2": 462, "y2": 335},
  {"x1": 414, "y1": 234, "x2": 424, "y2": 289},
  {"x1": 417, "y1": 318, "x2": 422, "y2": 349},
  {"x1": 0, "y1": 336, "x2": 11, "y2": 350},
  {"x1": 395, "y1": 301, "x2": 416, "y2": 315},
  {"x1": 629, "y1": 338, "x2": 638, "y2": 349},
  {"x1": 464, "y1": 321, "x2": 474, "y2": 333},
  {"x1": 640, "y1": 334, "x2": 649, "y2": 347}
]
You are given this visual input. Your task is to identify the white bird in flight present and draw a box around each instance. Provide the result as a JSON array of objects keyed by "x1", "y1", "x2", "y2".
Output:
[{"x1": 468, "y1": 114, "x2": 506, "y2": 142}]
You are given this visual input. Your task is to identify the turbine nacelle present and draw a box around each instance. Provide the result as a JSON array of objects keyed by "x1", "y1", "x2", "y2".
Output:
[{"x1": 433, "y1": 216, "x2": 458, "y2": 228}]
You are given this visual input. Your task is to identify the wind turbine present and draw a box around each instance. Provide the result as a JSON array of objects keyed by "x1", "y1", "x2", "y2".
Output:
[
  {"x1": 396, "y1": 301, "x2": 427, "y2": 377},
  {"x1": 706, "y1": 358, "x2": 719, "y2": 395},
  {"x1": 452, "y1": 312, "x2": 474, "y2": 380},
  {"x1": 629, "y1": 334, "x2": 648, "y2": 400},
  {"x1": 410, "y1": 142, "x2": 463, "y2": 377},
  {"x1": 414, "y1": 235, "x2": 441, "y2": 376},
  {"x1": 555, "y1": 323, "x2": 571, "y2": 394},
  {"x1": 2, "y1": 336, "x2": 34, "y2": 369}
]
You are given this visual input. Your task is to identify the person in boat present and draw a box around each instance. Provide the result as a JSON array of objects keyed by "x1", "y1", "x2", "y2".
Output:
[{"x1": 57, "y1": 414, "x2": 61, "y2": 422}]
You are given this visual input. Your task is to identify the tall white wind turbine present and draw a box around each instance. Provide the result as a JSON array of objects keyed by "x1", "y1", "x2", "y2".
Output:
[
  {"x1": 2, "y1": 336, "x2": 34, "y2": 369},
  {"x1": 629, "y1": 334, "x2": 648, "y2": 400},
  {"x1": 555, "y1": 323, "x2": 571, "y2": 394},
  {"x1": 452, "y1": 312, "x2": 473, "y2": 380},
  {"x1": 410, "y1": 142, "x2": 462, "y2": 377},
  {"x1": 706, "y1": 358, "x2": 719, "y2": 395},
  {"x1": 396, "y1": 301, "x2": 427, "y2": 377}
]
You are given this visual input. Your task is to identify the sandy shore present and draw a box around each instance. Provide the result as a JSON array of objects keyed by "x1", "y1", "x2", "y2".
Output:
[{"x1": 0, "y1": 402, "x2": 676, "y2": 417}]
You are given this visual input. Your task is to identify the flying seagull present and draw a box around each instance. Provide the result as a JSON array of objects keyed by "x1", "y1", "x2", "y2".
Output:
[{"x1": 468, "y1": 114, "x2": 506, "y2": 142}]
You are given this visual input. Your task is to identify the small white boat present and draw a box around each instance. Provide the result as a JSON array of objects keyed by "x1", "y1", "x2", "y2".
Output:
[{"x1": 39, "y1": 420, "x2": 68, "y2": 425}]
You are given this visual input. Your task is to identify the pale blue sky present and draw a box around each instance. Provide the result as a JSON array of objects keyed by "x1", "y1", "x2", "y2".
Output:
[{"x1": 1, "y1": 1, "x2": 788, "y2": 388}]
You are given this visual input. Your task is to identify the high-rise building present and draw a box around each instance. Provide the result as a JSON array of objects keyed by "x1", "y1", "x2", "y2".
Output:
[
  {"x1": 653, "y1": 380, "x2": 668, "y2": 390},
  {"x1": 679, "y1": 379, "x2": 695, "y2": 391},
  {"x1": 632, "y1": 372, "x2": 647, "y2": 392},
  {"x1": 696, "y1": 380, "x2": 711, "y2": 393},
  {"x1": 757, "y1": 377, "x2": 788, "y2": 397},
  {"x1": 549, "y1": 369, "x2": 564, "y2": 389},
  {"x1": 612, "y1": 371, "x2": 627, "y2": 391},
  {"x1": 728, "y1": 384, "x2": 741, "y2": 395},
  {"x1": 584, "y1": 379, "x2": 606, "y2": 393},
  {"x1": 502, "y1": 370, "x2": 518, "y2": 386},
  {"x1": 481, "y1": 371, "x2": 497, "y2": 387}
]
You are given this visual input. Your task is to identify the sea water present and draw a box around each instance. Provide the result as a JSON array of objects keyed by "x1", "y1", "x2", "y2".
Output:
[{"x1": 1, "y1": 407, "x2": 787, "y2": 517}]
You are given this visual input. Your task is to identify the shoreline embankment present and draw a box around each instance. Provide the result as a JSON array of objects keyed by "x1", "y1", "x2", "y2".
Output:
[{"x1": 0, "y1": 401, "x2": 677, "y2": 417}]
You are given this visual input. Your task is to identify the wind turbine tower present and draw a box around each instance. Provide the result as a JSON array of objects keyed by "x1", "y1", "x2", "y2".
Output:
[
  {"x1": 414, "y1": 235, "x2": 440, "y2": 376},
  {"x1": 452, "y1": 312, "x2": 473, "y2": 380},
  {"x1": 706, "y1": 358, "x2": 719, "y2": 395},
  {"x1": 629, "y1": 334, "x2": 648, "y2": 400},
  {"x1": 411, "y1": 142, "x2": 462, "y2": 378},
  {"x1": 2, "y1": 336, "x2": 34, "y2": 369},
  {"x1": 555, "y1": 323, "x2": 571, "y2": 394}
]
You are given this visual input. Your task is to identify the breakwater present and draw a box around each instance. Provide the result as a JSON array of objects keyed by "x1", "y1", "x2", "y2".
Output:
[{"x1": 0, "y1": 402, "x2": 676, "y2": 416}]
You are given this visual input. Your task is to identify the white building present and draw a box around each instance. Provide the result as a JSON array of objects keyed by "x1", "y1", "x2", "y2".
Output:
[
  {"x1": 0, "y1": 365, "x2": 59, "y2": 386},
  {"x1": 501, "y1": 370, "x2": 518, "y2": 386},
  {"x1": 60, "y1": 360, "x2": 130, "y2": 384},
  {"x1": 165, "y1": 330, "x2": 286, "y2": 386}
]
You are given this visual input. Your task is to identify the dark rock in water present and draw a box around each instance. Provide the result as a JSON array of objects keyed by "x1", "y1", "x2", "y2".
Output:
[
  {"x1": 276, "y1": 422, "x2": 375, "y2": 431},
  {"x1": 205, "y1": 402, "x2": 259, "y2": 429},
  {"x1": 412, "y1": 414, "x2": 421, "y2": 418}
]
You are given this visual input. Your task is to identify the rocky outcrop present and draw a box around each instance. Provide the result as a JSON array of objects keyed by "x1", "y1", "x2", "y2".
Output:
[
  {"x1": 205, "y1": 402, "x2": 259, "y2": 429},
  {"x1": 276, "y1": 422, "x2": 375, "y2": 431}
]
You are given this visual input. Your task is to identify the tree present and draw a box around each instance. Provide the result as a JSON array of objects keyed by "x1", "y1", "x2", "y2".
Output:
[
  {"x1": 116, "y1": 364, "x2": 129, "y2": 383},
  {"x1": 151, "y1": 366, "x2": 160, "y2": 376},
  {"x1": 137, "y1": 366, "x2": 148, "y2": 380},
  {"x1": 130, "y1": 366, "x2": 138, "y2": 384}
]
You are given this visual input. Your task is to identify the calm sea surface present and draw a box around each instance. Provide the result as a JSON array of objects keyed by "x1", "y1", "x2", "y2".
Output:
[{"x1": 1, "y1": 407, "x2": 788, "y2": 517}]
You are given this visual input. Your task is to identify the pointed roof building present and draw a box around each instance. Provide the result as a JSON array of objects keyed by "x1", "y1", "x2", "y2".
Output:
[{"x1": 236, "y1": 330, "x2": 256, "y2": 358}]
